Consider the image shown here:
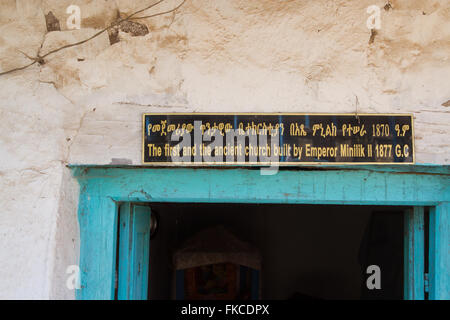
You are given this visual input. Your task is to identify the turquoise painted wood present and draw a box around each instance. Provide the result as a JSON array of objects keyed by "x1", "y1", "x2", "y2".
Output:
[
  {"x1": 403, "y1": 207, "x2": 425, "y2": 300},
  {"x1": 117, "y1": 203, "x2": 152, "y2": 300},
  {"x1": 72, "y1": 166, "x2": 450, "y2": 206},
  {"x1": 429, "y1": 202, "x2": 450, "y2": 300},
  {"x1": 76, "y1": 196, "x2": 118, "y2": 300},
  {"x1": 70, "y1": 165, "x2": 450, "y2": 300}
]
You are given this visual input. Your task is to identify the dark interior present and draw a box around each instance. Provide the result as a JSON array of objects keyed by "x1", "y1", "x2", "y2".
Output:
[{"x1": 147, "y1": 203, "x2": 405, "y2": 300}]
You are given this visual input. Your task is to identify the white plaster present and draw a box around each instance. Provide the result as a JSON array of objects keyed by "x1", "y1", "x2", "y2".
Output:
[{"x1": 0, "y1": 0, "x2": 449, "y2": 298}]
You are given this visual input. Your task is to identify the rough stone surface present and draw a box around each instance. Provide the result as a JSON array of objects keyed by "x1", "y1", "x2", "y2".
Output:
[{"x1": 0, "y1": 0, "x2": 449, "y2": 299}]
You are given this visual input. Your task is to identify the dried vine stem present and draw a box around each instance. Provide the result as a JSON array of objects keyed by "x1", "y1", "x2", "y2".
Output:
[
  {"x1": 0, "y1": 0, "x2": 186, "y2": 76},
  {"x1": 133, "y1": 0, "x2": 186, "y2": 20}
]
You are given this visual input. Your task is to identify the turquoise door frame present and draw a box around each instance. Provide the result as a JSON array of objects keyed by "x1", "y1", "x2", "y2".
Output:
[
  {"x1": 70, "y1": 165, "x2": 450, "y2": 300},
  {"x1": 117, "y1": 203, "x2": 152, "y2": 300}
]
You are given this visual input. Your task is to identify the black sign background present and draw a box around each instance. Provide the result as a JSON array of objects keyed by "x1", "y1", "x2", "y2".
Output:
[{"x1": 143, "y1": 113, "x2": 414, "y2": 165}]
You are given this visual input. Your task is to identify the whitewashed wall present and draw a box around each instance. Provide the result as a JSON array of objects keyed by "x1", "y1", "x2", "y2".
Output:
[{"x1": 0, "y1": 0, "x2": 449, "y2": 299}]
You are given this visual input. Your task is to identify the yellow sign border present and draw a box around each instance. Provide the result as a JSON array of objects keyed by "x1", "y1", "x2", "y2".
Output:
[{"x1": 142, "y1": 113, "x2": 415, "y2": 166}]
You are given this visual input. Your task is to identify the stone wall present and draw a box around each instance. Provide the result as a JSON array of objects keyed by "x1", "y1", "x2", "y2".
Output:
[{"x1": 0, "y1": 0, "x2": 449, "y2": 299}]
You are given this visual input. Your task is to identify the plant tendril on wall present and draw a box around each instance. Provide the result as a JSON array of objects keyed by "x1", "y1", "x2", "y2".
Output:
[{"x1": 0, "y1": 0, "x2": 186, "y2": 76}]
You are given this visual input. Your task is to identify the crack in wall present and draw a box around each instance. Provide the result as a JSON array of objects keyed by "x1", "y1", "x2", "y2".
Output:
[{"x1": 65, "y1": 108, "x2": 96, "y2": 165}]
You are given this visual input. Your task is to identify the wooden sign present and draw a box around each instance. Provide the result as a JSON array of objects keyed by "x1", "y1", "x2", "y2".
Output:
[{"x1": 142, "y1": 113, "x2": 414, "y2": 165}]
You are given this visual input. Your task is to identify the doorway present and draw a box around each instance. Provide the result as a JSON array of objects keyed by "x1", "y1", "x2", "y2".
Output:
[
  {"x1": 72, "y1": 166, "x2": 448, "y2": 300},
  {"x1": 118, "y1": 203, "x2": 407, "y2": 300}
]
